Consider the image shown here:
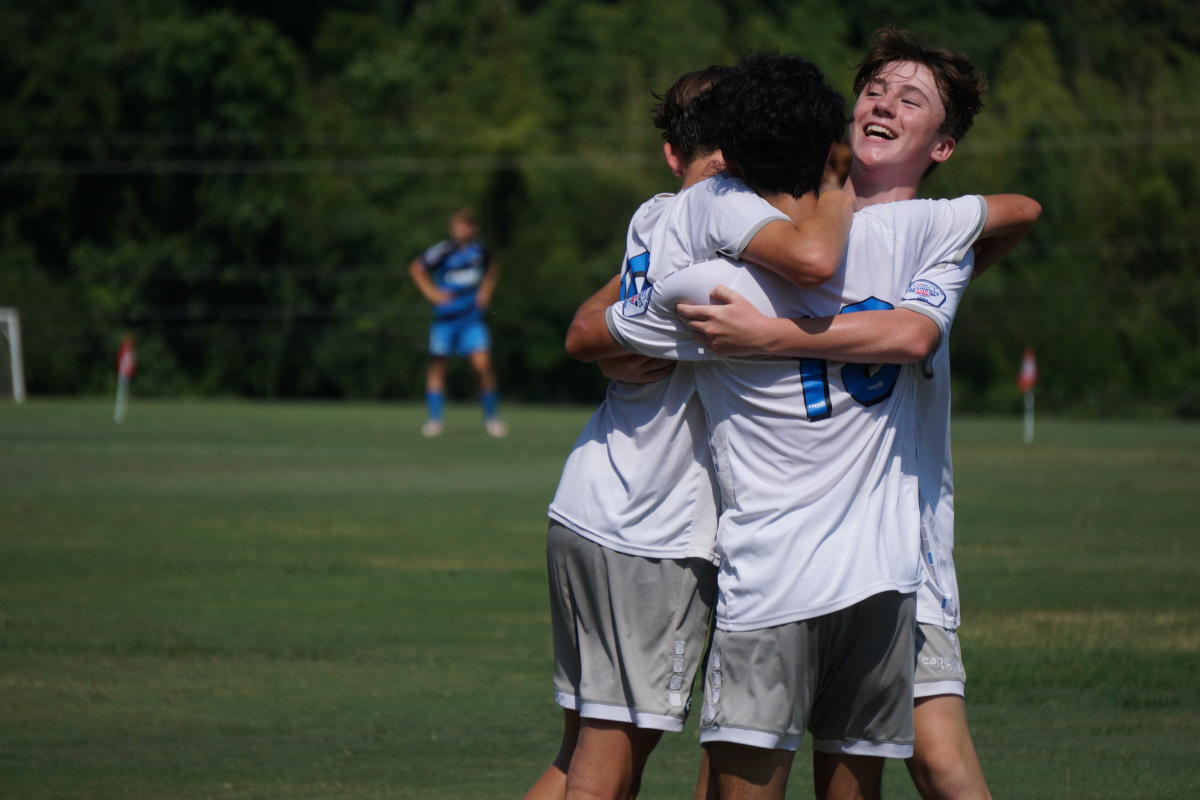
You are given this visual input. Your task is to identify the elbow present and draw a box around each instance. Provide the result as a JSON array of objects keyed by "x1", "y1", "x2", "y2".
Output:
[
  {"x1": 901, "y1": 341, "x2": 937, "y2": 363},
  {"x1": 564, "y1": 323, "x2": 598, "y2": 362},
  {"x1": 896, "y1": 325, "x2": 941, "y2": 363},
  {"x1": 1020, "y1": 196, "x2": 1043, "y2": 228},
  {"x1": 1027, "y1": 196, "x2": 1043, "y2": 220},
  {"x1": 786, "y1": 247, "x2": 841, "y2": 289}
]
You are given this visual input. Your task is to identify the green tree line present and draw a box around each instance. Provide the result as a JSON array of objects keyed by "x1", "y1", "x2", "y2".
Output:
[{"x1": 2, "y1": 0, "x2": 1197, "y2": 415}]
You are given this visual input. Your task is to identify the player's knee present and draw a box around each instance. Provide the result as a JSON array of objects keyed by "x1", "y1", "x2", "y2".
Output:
[
  {"x1": 564, "y1": 771, "x2": 628, "y2": 800},
  {"x1": 910, "y1": 748, "x2": 988, "y2": 800}
]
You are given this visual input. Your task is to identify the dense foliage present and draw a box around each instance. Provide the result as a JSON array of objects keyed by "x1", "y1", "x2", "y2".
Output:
[{"x1": 2, "y1": 0, "x2": 1197, "y2": 415}]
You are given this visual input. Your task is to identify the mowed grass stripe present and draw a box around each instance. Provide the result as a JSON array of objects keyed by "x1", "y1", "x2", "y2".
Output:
[{"x1": 2, "y1": 400, "x2": 1198, "y2": 798}]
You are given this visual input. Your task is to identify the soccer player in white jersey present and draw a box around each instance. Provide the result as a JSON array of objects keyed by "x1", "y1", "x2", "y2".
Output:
[
  {"x1": 528, "y1": 66, "x2": 854, "y2": 800},
  {"x1": 569, "y1": 54, "x2": 1038, "y2": 800},
  {"x1": 674, "y1": 29, "x2": 1040, "y2": 800}
]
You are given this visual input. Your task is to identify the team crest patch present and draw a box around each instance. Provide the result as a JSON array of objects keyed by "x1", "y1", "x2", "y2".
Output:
[
  {"x1": 903, "y1": 279, "x2": 947, "y2": 307},
  {"x1": 621, "y1": 285, "x2": 654, "y2": 317}
]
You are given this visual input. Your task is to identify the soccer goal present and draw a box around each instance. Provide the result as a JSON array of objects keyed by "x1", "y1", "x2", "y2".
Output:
[{"x1": 0, "y1": 307, "x2": 27, "y2": 403}]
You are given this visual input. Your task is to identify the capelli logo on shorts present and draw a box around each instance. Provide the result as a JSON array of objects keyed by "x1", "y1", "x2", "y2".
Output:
[
  {"x1": 622, "y1": 285, "x2": 654, "y2": 317},
  {"x1": 921, "y1": 655, "x2": 963, "y2": 672},
  {"x1": 903, "y1": 279, "x2": 946, "y2": 307}
]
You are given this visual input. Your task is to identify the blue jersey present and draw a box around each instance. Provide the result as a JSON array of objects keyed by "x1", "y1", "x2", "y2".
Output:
[{"x1": 420, "y1": 239, "x2": 491, "y2": 321}]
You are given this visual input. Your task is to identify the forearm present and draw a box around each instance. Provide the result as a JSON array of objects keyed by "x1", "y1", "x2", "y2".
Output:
[
  {"x1": 789, "y1": 187, "x2": 853, "y2": 283},
  {"x1": 740, "y1": 189, "x2": 853, "y2": 289},
  {"x1": 971, "y1": 229, "x2": 1027, "y2": 280},
  {"x1": 597, "y1": 354, "x2": 675, "y2": 383},
  {"x1": 974, "y1": 194, "x2": 1042, "y2": 279},
  {"x1": 477, "y1": 262, "x2": 501, "y2": 304},
  {"x1": 408, "y1": 261, "x2": 443, "y2": 304},
  {"x1": 768, "y1": 310, "x2": 939, "y2": 363},
  {"x1": 717, "y1": 309, "x2": 937, "y2": 363},
  {"x1": 565, "y1": 275, "x2": 626, "y2": 361}
]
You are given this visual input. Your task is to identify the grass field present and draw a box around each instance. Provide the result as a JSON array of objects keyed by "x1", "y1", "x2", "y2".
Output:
[{"x1": 2, "y1": 399, "x2": 1199, "y2": 798}]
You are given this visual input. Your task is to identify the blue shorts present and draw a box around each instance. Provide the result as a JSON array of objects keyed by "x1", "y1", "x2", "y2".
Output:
[{"x1": 429, "y1": 317, "x2": 491, "y2": 358}]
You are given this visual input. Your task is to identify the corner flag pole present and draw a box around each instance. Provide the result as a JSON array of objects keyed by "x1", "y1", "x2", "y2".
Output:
[
  {"x1": 1017, "y1": 347, "x2": 1038, "y2": 445},
  {"x1": 114, "y1": 335, "x2": 137, "y2": 424}
]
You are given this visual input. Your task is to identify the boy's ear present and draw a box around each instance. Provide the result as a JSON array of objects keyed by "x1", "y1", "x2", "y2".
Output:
[
  {"x1": 663, "y1": 141, "x2": 686, "y2": 177},
  {"x1": 930, "y1": 135, "x2": 956, "y2": 165}
]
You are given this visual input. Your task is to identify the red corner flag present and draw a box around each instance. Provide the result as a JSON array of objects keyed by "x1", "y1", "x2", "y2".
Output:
[
  {"x1": 114, "y1": 335, "x2": 137, "y2": 424},
  {"x1": 1016, "y1": 347, "x2": 1037, "y2": 393},
  {"x1": 117, "y1": 336, "x2": 137, "y2": 379}
]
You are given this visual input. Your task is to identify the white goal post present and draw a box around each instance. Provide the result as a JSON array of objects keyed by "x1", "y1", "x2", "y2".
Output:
[{"x1": 0, "y1": 307, "x2": 27, "y2": 404}]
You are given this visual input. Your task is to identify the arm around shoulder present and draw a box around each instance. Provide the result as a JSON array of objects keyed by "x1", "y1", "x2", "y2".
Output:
[
  {"x1": 565, "y1": 275, "x2": 625, "y2": 362},
  {"x1": 981, "y1": 194, "x2": 1042, "y2": 239},
  {"x1": 744, "y1": 307, "x2": 939, "y2": 363},
  {"x1": 739, "y1": 188, "x2": 853, "y2": 289},
  {"x1": 677, "y1": 286, "x2": 939, "y2": 363},
  {"x1": 974, "y1": 194, "x2": 1042, "y2": 278}
]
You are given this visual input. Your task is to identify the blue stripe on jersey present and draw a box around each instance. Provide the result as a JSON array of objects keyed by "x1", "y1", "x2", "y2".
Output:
[
  {"x1": 798, "y1": 358, "x2": 832, "y2": 421},
  {"x1": 621, "y1": 251, "x2": 650, "y2": 301}
]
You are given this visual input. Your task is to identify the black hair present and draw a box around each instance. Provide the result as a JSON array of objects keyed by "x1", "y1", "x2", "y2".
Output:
[
  {"x1": 651, "y1": 65, "x2": 734, "y2": 163},
  {"x1": 706, "y1": 53, "x2": 847, "y2": 197}
]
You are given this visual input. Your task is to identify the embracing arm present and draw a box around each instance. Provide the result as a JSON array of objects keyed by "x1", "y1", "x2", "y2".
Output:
[
  {"x1": 564, "y1": 276, "x2": 679, "y2": 383},
  {"x1": 564, "y1": 275, "x2": 627, "y2": 362},
  {"x1": 974, "y1": 194, "x2": 1042, "y2": 279},
  {"x1": 739, "y1": 187, "x2": 853, "y2": 289},
  {"x1": 677, "y1": 285, "x2": 939, "y2": 363}
]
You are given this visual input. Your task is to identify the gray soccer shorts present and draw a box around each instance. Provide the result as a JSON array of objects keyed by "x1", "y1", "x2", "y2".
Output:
[
  {"x1": 914, "y1": 622, "x2": 966, "y2": 698},
  {"x1": 546, "y1": 521, "x2": 717, "y2": 732},
  {"x1": 699, "y1": 591, "x2": 916, "y2": 758}
]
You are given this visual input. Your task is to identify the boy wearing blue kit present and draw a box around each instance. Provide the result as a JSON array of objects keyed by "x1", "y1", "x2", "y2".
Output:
[{"x1": 408, "y1": 208, "x2": 506, "y2": 438}]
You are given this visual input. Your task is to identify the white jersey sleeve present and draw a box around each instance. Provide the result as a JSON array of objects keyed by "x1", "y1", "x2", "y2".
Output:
[
  {"x1": 897, "y1": 256, "x2": 974, "y2": 345},
  {"x1": 871, "y1": 195, "x2": 987, "y2": 269},
  {"x1": 645, "y1": 174, "x2": 788, "y2": 282},
  {"x1": 618, "y1": 192, "x2": 673, "y2": 300}
]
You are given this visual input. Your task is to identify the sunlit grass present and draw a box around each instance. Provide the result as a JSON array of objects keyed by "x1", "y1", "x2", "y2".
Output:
[{"x1": 2, "y1": 400, "x2": 1198, "y2": 798}]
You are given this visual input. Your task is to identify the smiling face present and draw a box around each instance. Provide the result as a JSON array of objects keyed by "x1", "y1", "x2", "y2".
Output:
[{"x1": 850, "y1": 60, "x2": 956, "y2": 178}]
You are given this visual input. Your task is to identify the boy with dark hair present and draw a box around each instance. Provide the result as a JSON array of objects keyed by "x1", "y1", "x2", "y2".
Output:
[
  {"x1": 524, "y1": 66, "x2": 730, "y2": 800},
  {"x1": 674, "y1": 28, "x2": 1036, "y2": 800},
  {"x1": 652, "y1": 65, "x2": 734, "y2": 163},
  {"x1": 706, "y1": 53, "x2": 848, "y2": 198},
  {"x1": 532, "y1": 56, "x2": 857, "y2": 799}
]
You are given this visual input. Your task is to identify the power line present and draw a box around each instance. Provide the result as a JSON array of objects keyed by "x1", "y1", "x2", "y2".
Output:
[
  {"x1": 0, "y1": 152, "x2": 665, "y2": 176},
  {"x1": 2, "y1": 106, "x2": 1198, "y2": 146},
  {"x1": 5, "y1": 235, "x2": 1195, "y2": 283}
]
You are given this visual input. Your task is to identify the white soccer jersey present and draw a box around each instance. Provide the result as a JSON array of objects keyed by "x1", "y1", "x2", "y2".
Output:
[
  {"x1": 547, "y1": 176, "x2": 787, "y2": 561},
  {"x1": 914, "y1": 251, "x2": 974, "y2": 630},
  {"x1": 606, "y1": 196, "x2": 987, "y2": 631},
  {"x1": 644, "y1": 172, "x2": 788, "y2": 279}
]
